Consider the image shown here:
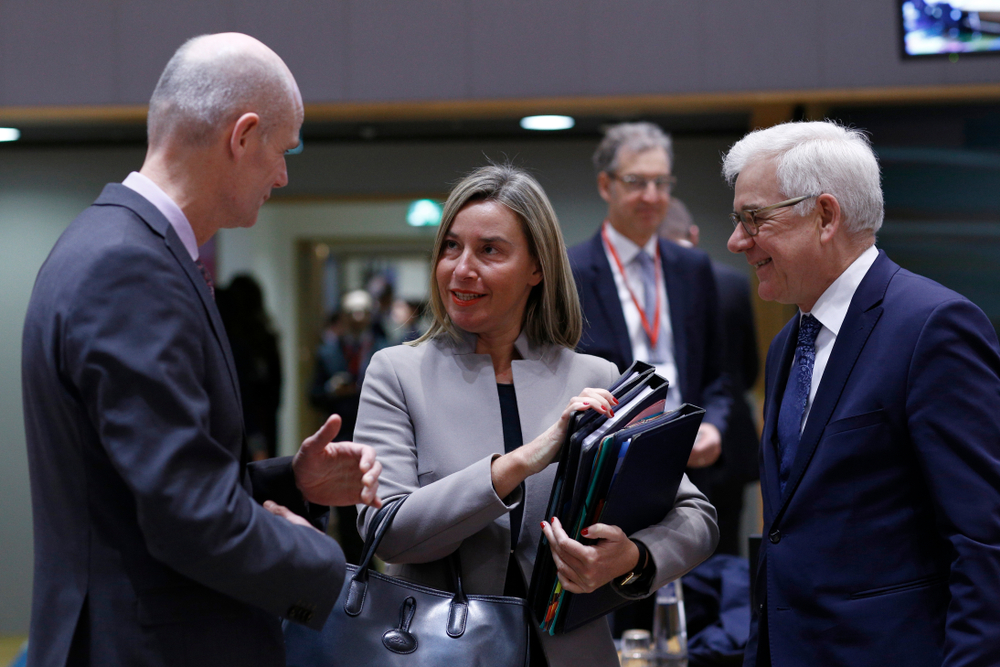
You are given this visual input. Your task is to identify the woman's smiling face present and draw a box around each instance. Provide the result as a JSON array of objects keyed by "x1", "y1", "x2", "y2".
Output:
[{"x1": 435, "y1": 199, "x2": 542, "y2": 343}]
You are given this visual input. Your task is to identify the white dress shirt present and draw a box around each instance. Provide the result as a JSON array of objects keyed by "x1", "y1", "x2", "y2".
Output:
[
  {"x1": 799, "y1": 244, "x2": 879, "y2": 430},
  {"x1": 122, "y1": 171, "x2": 199, "y2": 261},
  {"x1": 602, "y1": 222, "x2": 682, "y2": 410}
]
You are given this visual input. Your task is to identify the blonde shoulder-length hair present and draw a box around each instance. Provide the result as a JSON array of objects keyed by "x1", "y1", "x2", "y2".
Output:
[{"x1": 413, "y1": 164, "x2": 583, "y2": 350}]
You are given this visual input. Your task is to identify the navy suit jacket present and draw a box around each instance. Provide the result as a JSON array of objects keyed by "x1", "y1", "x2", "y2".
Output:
[
  {"x1": 568, "y1": 231, "x2": 731, "y2": 435},
  {"x1": 21, "y1": 185, "x2": 345, "y2": 667},
  {"x1": 748, "y1": 250, "x2": 1000, "y2": 667}
]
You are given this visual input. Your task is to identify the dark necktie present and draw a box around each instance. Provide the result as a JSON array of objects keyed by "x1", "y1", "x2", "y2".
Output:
[
  {"x1": 195, "y1": 258, "x2": 215, "y2": 299},
  {"x1": 775, "y1": 314, "x2": 822, "y2": 495}
]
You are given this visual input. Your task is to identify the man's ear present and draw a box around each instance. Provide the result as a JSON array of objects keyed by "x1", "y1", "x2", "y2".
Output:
[
  {"x1": 229, "y1": 112, "x2": 261, "y2": 159},
  {"x1": 597, "y1": 172, "x2": 612, "y2": 204},
  {"x1": 816, "y1": 193, "x2": 842, "y2": 244}
]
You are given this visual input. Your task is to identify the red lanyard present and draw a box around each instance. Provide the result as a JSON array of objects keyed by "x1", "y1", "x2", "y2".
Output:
[{"x1": 601, "y1": 222, "x2": 661, "y2": 348}]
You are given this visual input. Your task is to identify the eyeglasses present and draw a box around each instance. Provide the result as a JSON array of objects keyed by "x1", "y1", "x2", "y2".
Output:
[
  {"x1": 612, "y1": 173, "x2": 676, "y2": 194},
  {"x1": 729, "y1": 195, "x2": 818, "y2": 237}
]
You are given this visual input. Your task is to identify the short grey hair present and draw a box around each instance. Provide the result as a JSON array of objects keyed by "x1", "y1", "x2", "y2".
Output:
[
  {"x1": 722, "y1": 120, "x2": 884, "y2": 235},
  {"x1": 593, "y1": 122, "x2": 674, "y2": 175},
  {"x1": 148, "y1": 35, "x2": 296, "y2": 147},
  {"x1": 416, "y1": 164, "x2": 583, "y2": 350}
]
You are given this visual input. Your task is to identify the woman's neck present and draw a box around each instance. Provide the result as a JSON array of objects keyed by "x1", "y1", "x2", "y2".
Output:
[{"x1": 475, "y1": 329, "x2": 521, "y2": 384}]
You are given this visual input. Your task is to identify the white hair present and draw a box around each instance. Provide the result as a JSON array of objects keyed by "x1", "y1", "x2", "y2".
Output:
[
  {"x1": 722, "y1": 120, "x2": 884, "y2": 235},
  {"x1": 147, "y1": 35, "x2": 295, "y2": 147}
]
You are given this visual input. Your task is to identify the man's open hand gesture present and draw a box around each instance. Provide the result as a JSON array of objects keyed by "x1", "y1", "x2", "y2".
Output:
[{"x1": 292, "y1": 415, "x2": 382, "y2": 509}]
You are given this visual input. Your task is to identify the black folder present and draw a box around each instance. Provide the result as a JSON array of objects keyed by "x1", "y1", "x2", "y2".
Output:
[{"x1": 528, "y1": 365, "x2": 705, "y2": 636}]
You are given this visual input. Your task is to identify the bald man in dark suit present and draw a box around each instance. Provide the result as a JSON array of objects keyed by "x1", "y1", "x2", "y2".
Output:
[{"x1": 22, "y1": 33, "x2": 381, "y2": 667}]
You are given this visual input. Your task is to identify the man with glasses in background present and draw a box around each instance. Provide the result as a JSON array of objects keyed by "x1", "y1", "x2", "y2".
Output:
[
  {"x1": 726, "y1": 120, "x2": 1000, "y2": 667},
  {"x1": 568, "y1": 122, "x2": 731, "y2": 634}
]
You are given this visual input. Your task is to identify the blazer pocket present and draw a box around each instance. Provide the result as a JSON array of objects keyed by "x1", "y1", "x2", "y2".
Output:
[
  {"x1": 850, "y1": 573, "x2": 947, "y2": 600},
  {"x1": 824, "y1": 408, "x2": 887, "y2": 437},
  {"x1": 417, "y1": 470, "x2": 437, "y2": 487}
]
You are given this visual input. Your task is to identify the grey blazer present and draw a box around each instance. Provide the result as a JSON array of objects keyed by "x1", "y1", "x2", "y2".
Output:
[{"x1": 355, "y1": 330, "x2": 718, "y2": 666}]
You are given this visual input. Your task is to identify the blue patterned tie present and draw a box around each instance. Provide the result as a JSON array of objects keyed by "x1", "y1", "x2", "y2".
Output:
[
  {"x1": 635, "y1": 251, "x2": 657, "y2": 314},
  {"x1": 776, "y1": 314, "x2": 822, "y2": 495},
  {"x1": 634, "y1": 251, "x2": 665, "y2": 363}
]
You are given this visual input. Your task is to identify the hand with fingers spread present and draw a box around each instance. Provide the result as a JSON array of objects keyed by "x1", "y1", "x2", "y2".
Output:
[
  {"x1": 540, "y1": 516, "x2": 642, "y2": 594},
  {"x1": 490, "y1": 388, "x2": 619, "y2": 499},
  {"x1": 292, "y1": 414, "x2": 383, "y2": 509}
]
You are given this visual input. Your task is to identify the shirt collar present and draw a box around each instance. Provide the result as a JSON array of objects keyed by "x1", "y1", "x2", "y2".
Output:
[
  {"x1": 603, "y1": 221, "x2": 658, "y2": 265},
  {"x1": 804, "y1": 244, "x2": 879, "y2": 336},
  {"x1": 122, "y1": 171, "x2": 199, "y2": 261}
]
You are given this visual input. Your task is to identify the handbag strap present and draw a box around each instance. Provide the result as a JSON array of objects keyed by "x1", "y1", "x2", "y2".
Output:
[
  {"x1": 352, "y1": 496, "x2": 407, "y2": 586},
  {"x1": 444, "y1": 546, "x2": 469, "y2": 638},
  {"x1": 345, "y1": 495, "x2": 470, "y2": 638}
]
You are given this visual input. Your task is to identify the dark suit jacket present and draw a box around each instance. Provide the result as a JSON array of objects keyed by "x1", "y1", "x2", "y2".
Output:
[
  {"x1": 747, "y1": 250, "x2": 1000, "y2": 667},
  {"x1": 21, "y1": 184, "x2": 345, "y2": 667},
  {"x1": 712, "y1": 262, "x2": 760, "y2": 485},
  {"x1": 568, "y1": 231, "x2": 731, "y2": 436}
]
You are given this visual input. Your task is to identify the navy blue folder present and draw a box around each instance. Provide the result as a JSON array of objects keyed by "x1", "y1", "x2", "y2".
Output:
[{"x1": 528, "y1": 363, "x2": 705, "y2": 635}]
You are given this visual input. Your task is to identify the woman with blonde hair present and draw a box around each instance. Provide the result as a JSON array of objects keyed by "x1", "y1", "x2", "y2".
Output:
[{"x1": 355, "y1": 164, "x2": 717, "y2": 666}]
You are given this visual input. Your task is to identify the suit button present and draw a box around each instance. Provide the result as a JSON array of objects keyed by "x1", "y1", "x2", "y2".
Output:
[
  {"x1": 769, "y1": 529, "x2": 781, "y2": 544},
  {"x1": 758, "y1": 603, "x2": 764, "y2": 613}
]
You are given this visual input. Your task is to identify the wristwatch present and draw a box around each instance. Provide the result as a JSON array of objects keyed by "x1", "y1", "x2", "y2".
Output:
[{"x1": 616, "y1": 539, "x2": 653, "y2": 589}]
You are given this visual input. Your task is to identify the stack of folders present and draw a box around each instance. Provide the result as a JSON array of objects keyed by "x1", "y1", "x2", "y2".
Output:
[{"x1": 528, "y1": 360, "x2": 706, "y2": 636}]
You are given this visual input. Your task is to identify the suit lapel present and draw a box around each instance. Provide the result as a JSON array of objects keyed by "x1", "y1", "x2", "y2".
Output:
[
  {"x1": 96, "y1": 184, "x2": 244, "y2": 409},
  {"x1": 586, "y1": 233, "x2": 632, "y2": 366},
  {"x1": 776, "y1": 251, "x2": 896, "y2": 515},
  {"x1": 168, "y1": 237, "x2": 244, "y2": 406},
  {"x1": 660, "y1": 240, "x2": 689, "y2": 399},
  {"x1": 761, "y1": 319, "x2": 797, "y2": 520}
]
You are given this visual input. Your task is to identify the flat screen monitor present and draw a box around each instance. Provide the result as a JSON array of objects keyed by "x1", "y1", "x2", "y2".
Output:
[{"x1": 900, "y1": 0, "x2": 1000, "y2": 56}]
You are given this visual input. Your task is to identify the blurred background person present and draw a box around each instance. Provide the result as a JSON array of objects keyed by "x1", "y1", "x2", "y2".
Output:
[
  {"x1": 217, "y1": 274, "x2": 283, "y2": 461},
  {"x1": 385, "y1": 298, "x2": 427, "y2": 344},
  {"x1": 568, "y1": 121, "x2": 732, "y2": 636},
  {"x1": 309, "y1": 288, "x2": 388, "y2": 563},
  {"x1": 310, "y1": 289, "x2": 388, "y2": 441},
  {"x1": 660, "y1": 199, "x2": 760, "y2": 557},
  {"x1": 354, "y1": 164, "x2": 718, "y2": 666}
]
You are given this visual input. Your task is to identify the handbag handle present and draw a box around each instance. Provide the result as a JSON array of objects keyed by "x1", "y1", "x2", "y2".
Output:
[{"x1": 344, "y1": 496, "x2": 470, "y2": 638}]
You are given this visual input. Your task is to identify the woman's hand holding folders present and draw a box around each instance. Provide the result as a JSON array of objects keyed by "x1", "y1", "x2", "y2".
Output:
[
  {"x1": 490, "y1": 388, "x2": 617, "y2": 499},
  {"x1": 539, "y1": 516, "x2": 639, "y2": 594}
]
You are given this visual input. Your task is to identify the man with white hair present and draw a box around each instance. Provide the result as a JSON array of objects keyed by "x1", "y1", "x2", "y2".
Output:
[
  {"x1": 22, "y1": 34, "x2": 381, "y2": 666},
  {"x1": 725, "y1": 120, "x2": 1000, "y2": 666}
]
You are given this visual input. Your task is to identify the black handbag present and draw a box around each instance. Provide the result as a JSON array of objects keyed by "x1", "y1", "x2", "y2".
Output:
[{"x1": 284, "y1": 496, "x2": 530, "y2": 666}]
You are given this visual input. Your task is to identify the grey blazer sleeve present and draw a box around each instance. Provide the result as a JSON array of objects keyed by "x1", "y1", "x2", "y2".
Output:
[
  {"x1": 354, "y1": 347, "x2": 518, "y2": 563},
  {"x1": 627, "y1": 474, "x2": 719, "y2": 596}
]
